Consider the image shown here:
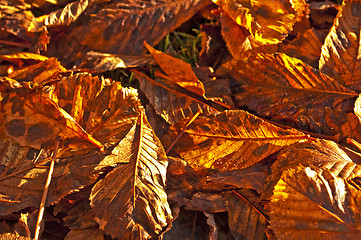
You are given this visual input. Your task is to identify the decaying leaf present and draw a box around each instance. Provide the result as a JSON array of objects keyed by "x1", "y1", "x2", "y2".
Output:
[
  {"x1": 46, "y1": 0, "x2": 212, "y2": 66},
  {"x1": 319, "y1": 0, "x2": 361, "y2": 91},
  {"x1": 268, "y1": 164, "x2": 361, "y2": 239},
  {"x1": 213, "y1": 0, "x2": 302, "y2": 45},
  {"x1": 133, "y1": 70, "x2": 218, "y2": 125},
  {"x1": 225, "y1": 53, "x2": 359, "y2": 141},
  {"x1": 225, "y1": 190, "x2": 267, "y2": 240},
  {"x1": 90, "y1": 112, "x2": 172, "y2": 239},
  {"x1": 1, "y1": 89, "x2": 102, "y2": 150},
  {"x1": 279, "y1": 27, "x2": 323, "y2": 68},
  {"x1": 168, "y1": 110, "x2": 308, "y2": 170},
  {"x1": 145, "y1": 42, "x2": 205, "y2": 96},
  {"x1": 78, "y1": 51, "x2": 155, "y2": 72}
]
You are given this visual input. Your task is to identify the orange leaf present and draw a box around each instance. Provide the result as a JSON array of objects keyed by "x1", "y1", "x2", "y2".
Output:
[
  {"x1": 144, "y1": 42, "x2": 205, "y2": 96},
  {"x1": 319, "y1": 0, "x2": 361, "y2": 91}
]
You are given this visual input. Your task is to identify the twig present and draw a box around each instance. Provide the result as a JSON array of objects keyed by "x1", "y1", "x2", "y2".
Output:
[
  {"x1": 34, "y1": 138, "x2": 61, "y2": 240},
  {"x1": 166, "y1": 109, "x2": 201, "y2": 154}
]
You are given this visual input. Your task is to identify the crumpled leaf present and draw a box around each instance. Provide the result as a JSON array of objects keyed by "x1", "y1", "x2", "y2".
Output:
[
  {"x1": 133, "y1": 70, "x2": 218, "y2": 125},
  {"x1": 0, "y1": 72, "x2": 142, "y2": 216},
  {"x1": 30, "y1": 0, "x2": 91, "y2": 30},
  {"x1": 213, "y1": 0, "x2": 303, "y2": 45},
  {"x1": 0, "y1": 233, "x2": 32, "y2": 240},
  {"x1": 319, "y1": 0, "x2": 361, "y2": 91},
  {"x1": 268, "y1": 163, "x2": 361, "y2": 239},
  {"x1": 168, "y1": 110, "x2": 308, "y2": 170},
  {"x1": 145, "y1": 42, "x2": 205, "y2": 96},
  {"x1": 90, "y1": 111, "x2": 172, "y2": 239},
  {"x1": 46, "y1": 0, "x2": 212, "y2": 66},
  {"x1": 0, "y1": 52, "x2": 49, "y2": 68},
  {"x1": 2, "y1": 58, "x2": 65, "y2": 89},
  {"x1": 226, "y1": 53, "x2": 359, "y2": 141}
]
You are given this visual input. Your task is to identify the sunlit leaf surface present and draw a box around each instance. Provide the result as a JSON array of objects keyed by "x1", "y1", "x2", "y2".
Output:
[
  {"x1": 169, "y1": 110, "x2": 308, "y2": 170},
  {"x1": 319, "y1": 0, "x2": 361, "y2": 91},
  {"x1": 90, "y1": 112, "x2": 172, "y2": 239}
]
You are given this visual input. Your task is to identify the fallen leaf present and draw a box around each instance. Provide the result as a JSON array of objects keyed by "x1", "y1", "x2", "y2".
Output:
[
  {"x1": 168, "y1": 110, "x2": 308, "y2": 170},
  {"x1": 226, "y1": 53, "x2": 359, "y2": 142},
  {"x1": 46, "y1": 0, "x2": 212, "y2": 66},
  {"x1": 78, "y1": 51, "x2": 155, "y2": 72},
  {"x1": 90, "y1": 111, "x2": 172, "y2": 239},
  {"x1": 319, "y1": 0, "x2": 361, "y2": 91},
  {"x1": 268, "y1": 164, "x2": 361, "y2": 239},
  {"x1": 133, "y1": 70, "x2": 218, "y2": 125},
  {"x1": 213, "y1": 0, "x2": 301, "y2": 44},
  {"x1": 145, "y1": 42, "x2": 205, "y2": 96}
]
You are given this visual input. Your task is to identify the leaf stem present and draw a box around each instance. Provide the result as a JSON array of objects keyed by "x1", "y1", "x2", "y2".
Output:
[
  {"x1": 166, "y1": 109, "x2": 201, "y2": 154},
  {"x1": 34, "y1": 138, "x2": 61, "y2": 240}
]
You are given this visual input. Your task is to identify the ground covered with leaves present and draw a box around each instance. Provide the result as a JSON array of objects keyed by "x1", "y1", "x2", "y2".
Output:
[{"x1": 0, "y1": 0, "x2": 361, "y2": 239}]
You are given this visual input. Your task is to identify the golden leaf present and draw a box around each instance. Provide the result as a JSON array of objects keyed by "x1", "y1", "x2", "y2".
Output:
[
  {"x1": 213, "y1": 0, "x2": 301, "y2": 44},
  {"x1": 90, "y1": 112, "x2": 172, "y2": 239},
  {"x1": 269, "y1": 164, "x2": 361, "y2": 238},
  {"x1": 225, "y1": 53, "x2": 359, "y2": 141},
  {"x1": 279, "y1": 28, "x2": 323, "y2": 67},
  {"x1": 319, "y1": 0, "x2": 361, "y2": 91},
  {"x1": 168, "y1": 110, "x2": 308, "y2": 170}
]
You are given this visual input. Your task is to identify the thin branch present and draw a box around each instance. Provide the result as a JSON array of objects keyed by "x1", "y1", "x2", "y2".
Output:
[{"x1": 34, "y1": 138, "x2": 61, "y2": 240}]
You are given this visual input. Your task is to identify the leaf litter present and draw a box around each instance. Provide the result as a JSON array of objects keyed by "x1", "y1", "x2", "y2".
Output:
[{"x1": 0, "y1": 0, "x2": 361, "y2": 239}]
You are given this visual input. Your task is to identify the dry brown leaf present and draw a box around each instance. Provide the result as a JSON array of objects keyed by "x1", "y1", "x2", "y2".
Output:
[
  {"x1": 279, "y1": 28, "x2": 323, "y2": 68},
  {"x1": 168, "y1": 110, "x2": 308, "y2": 170},
  {"x1": 213, "y1": 0, "x2": 302, "y2": 45},
  {"x1": 319, "y1": 0, "x2": 361, "y2": 91},
  {"x1": 46, "y1": 0, "x2": 211, "y2": 66},
  {"x1": 0, "y1": 233, "x2": 32, "y2": 240},
  {"x1": 4, "y1": 58, "x2": 65, "y2": 89},
  {"x1": 90, "y1": 112, "x2": 172, "y2": 239},
  {"x1": 224, "y1": 190, "x2": 267, "y2": 240},
  {"x1": 133, "y1": 70, "x2": 218, "y2": 125},
  {"x1": 145, "y1": 42, "x2": 205, "y2": 96},
  {"x1": 268, "y1": 163, "x2": 361, "y2": 239},
  {"x1": 226, "y1": 53, "x2": 359, "y2": 142},
  {"x1": 64, "y1": 228, "x2": 104, "y2": 240},
  {"x1": 1, "y1": 89, "x2": 102, "y2": 150},
  {"x1": 78, "y1": 51, "x2": 155, "y2": 72}
]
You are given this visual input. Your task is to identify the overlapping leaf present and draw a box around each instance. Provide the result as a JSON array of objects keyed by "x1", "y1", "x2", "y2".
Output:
[
  {"x1": 145, "y1": 42, "x2": 205, "y2": 96},
  {"x1": 225, "y1": 53, "x2": 360, "y2": 141},
  {"x1": 225, "y1": 190, "x2": 267, "y2": 240},
  {"x1": 168, "y1": 110, "x2": 308, "y2": 170},
  {"x1": 266, "y1": 140, "x2": 361, "y2": 239},
  {"x1": 319, "y1": 0, "x2": 361, "y2": 91},
  {"x1": 90, "y1": 112, "x2": 172, "y2": 239},
  {"x1": 45, "y1": 0, "x2": 212, "y2": 66},
  {"x1": 1, "y1": 89, "x2": 102, "y2": 150},
  {"x1": 213, "y1": 0, "x2": 304, "y2": 45},
  {"x1": 0, "y1": 64, "x2": 143, "y2": 217},
  {"x1": 133, "y1": 70, "x2": 218, "y2": 125},
  {"x1": 78, "y1": 51, "x2": 155, "y2": 72},
  {"x1": 279, "y1": 28, "x2": 323, "y2": 68},
  {"x1": 268, "y1": 163, "x2": 361, "y2": 238}
]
